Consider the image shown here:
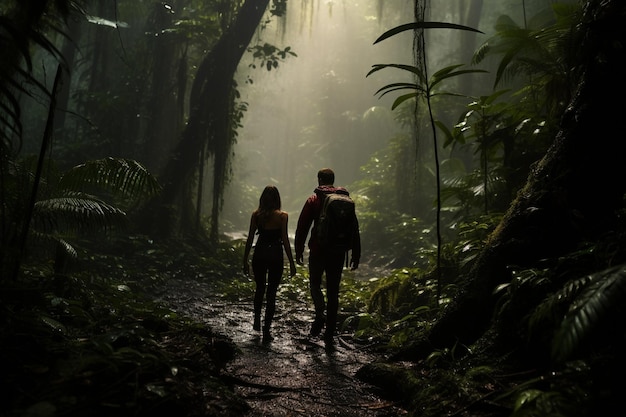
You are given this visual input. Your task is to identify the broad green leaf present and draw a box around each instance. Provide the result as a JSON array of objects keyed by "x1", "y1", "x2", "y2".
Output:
[
  {"x1": 430, "y1": 69, "x2": 489, "y2": 90},
  {"x1": 374, "y1": 82, "x2": 422, "y2": 99},
  {"x1": 392, "y1": 92, "x2": 419, "y2": 110},
  {"x1": 374, "y1": 21, "x2": 483, "y2": 45},
  {"x1": 367, "y1": 63, "x2": 426, "y2": 83}
]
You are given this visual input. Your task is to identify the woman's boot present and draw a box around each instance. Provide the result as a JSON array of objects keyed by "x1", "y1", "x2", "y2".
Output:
[{"x1": 262, "y1": 325, "x2": 273, "y2": 342}]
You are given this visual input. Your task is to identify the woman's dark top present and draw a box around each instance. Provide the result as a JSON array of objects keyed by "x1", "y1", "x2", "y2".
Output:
[
  {"x1": 257, "y1": 226, "x2": 282, "y2": 245},
  {"x1": 253, "y1": 226, "x2": 283, "y2": 262}
]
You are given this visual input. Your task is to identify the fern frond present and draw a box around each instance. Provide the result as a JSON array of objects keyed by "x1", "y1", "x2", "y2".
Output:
[
  {"x1": 56, "y1": 238, "x2": 78, "y2": 260},
  {"x1": 28, "y1": 232, "x2": 78, "y2": 263},
  {"x1": 58, "y1": 157, "x2": 161, "y2": 203},
  {"x1": 472, "y1": 43, "x2": 491, "y2": 65},
  {"x1": 551, "y1": 264, "x2": 626, "y2": 363},
  {"x1": 32, "y1": 194, "x2": 127, "y2": 234}
]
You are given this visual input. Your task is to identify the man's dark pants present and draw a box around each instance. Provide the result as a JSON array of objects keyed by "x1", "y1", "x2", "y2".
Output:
[{"x1": 308, "y1": 250, "x2": 345, "y2": 337}]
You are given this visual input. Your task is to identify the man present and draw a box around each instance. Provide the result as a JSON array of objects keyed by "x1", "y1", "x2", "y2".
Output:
[{"x1": 295, "y1": 168, "x2": 361, "y2": 345}]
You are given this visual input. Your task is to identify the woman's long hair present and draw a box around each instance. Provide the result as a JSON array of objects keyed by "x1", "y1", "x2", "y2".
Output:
[{"x1": 256, "y1": 185, "x2": 281, "y2": 226}]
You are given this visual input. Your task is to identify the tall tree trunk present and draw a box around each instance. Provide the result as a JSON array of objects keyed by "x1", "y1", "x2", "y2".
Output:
[
  {"x1": 143, "y1": 2, "x2": 184, "y2": 174},
  {"x1": 150, "y1": 0, "x2": 271, "y2": 239},
  {"x1": 401, "y1": 0, "x2": 626, "y2": 359},
  {"x1": 54, "y1": 11, "x2": 82, "y2": 136}
]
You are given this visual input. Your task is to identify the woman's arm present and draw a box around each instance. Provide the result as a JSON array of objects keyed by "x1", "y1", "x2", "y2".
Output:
[
  {"x1": 242, "y1": 212, "x2": 257, "y2": 276},
  {"x1": 281, "y1": 212, "x2": 297, "y2": 277}
]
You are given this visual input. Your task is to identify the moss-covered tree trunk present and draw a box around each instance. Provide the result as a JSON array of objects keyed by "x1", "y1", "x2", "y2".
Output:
[
  {"x1": 407, "y1": 0, "x2": 626, "y2": 358},
  {"x1": 149, "y1": 0, "x2": 270, "y2": 239}
]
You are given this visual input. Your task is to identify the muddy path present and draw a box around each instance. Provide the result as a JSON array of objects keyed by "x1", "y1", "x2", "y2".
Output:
[{"x1": 158, "y1": 276, "x2": 407, "y2": 417}]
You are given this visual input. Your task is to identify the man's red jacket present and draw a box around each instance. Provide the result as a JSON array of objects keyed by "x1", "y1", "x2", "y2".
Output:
[{"x1": 295, "y1": 185, "x2": 361, "y2": 262}]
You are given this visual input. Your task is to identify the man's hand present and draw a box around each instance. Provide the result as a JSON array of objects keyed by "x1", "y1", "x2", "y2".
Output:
[
  {"x1": 296, "y1": 254, "x2": 304, "y2": 265},
  {"x1": 349, "y1": 258, "x2": 359, "y2": 271}
]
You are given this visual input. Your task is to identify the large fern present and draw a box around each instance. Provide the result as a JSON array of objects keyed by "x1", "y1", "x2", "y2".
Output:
[
  {"x1": 12, "y1": 157, "x2": 161, "y2": 275},
  {"x1": 32, "y1": 157, "x2": 160, "y2": 236},
  {"x1": 58, "y1": 157, "x2": 162, "y2": 207},
  {"x1": 472, "y1": 3, "x2": 582, "y2": 117},
  {"x1": 551, "y1": 264, "x2": 626, "y2": 363},
  {"x1": 33, "y1": 193, "x2": 127, "y2": 235}
]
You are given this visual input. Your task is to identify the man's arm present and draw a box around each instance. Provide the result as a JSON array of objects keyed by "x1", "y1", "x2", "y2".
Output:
[
  {"x1": 295, "y1": 197, "x2": 315, "y2": 264},
  {"x1": 350, "y1": 215, "x2": 361, "y2": 270}
]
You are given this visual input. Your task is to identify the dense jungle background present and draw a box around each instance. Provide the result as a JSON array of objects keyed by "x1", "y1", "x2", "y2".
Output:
[{"x1": 2, "y1": 0, "x2": 626, "y2": 416}]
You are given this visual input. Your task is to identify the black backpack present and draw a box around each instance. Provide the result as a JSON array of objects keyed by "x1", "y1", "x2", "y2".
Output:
[{"x1": 316, "y1": 192, "x2": 356, "y2": 254}]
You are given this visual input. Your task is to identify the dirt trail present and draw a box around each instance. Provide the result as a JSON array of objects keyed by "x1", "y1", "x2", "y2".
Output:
[{"x1": 160, "y1": 277, "x2": 406, "y2": 417}]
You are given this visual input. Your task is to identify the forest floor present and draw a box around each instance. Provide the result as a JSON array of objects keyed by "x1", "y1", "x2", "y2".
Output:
[
  {"x1": 8, "y1": 235, "x2": 582, "y2": 417},
  {"x1": 155, "y1": 274, "x2": 408, "y2": 417}
]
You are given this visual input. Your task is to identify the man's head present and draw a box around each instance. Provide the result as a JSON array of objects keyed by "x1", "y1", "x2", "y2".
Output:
[{"x1": 317, "y1": 168, "x2": 335, "y2": 186}]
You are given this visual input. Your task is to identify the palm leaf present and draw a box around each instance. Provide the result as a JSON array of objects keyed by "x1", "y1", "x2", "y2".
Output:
[
  {"x1": 0, "y1": 86, "x2": 23, "y2": 145},
  {"x1": 551, "y1": 264, "x2": 626, "y2": 363},
  {"x1": 374, "y1": 82, "x2": 420, "y2": 95},
  {"x1": 32, "y1": 193, "x2": 127, "y2": 234},
  {"x1": 58, "y1": 157, "x2": 161, "y2": 203},
  {"x1": 367, "y1": 63, "x2": 426, "y2": 84},
  {"x1": 374, "y1": 21, "x2": 483, "y2": 45},
  {"x1": 430, "y1": 67, "x2": 488, "y2": 90},
  {"x1": 28, "y1": 232, "x2": 78, "y2": 262},
  {"x1": 391, "y1": 92, "x2": 419, "y2": 110}
]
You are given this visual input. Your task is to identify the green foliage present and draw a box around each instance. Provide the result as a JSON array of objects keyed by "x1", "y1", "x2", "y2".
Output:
[
  {"x1": 370, "y1": 16, "x2": 489, "y2": 302},
  {"x1": 425, "y1": 341, "x2": 472, "y2": 368},
  {"x1": 359, "y1": 211, "x2": 434, "y2": 268},
  {"x1": 489, "y1": 361, "x2": 594, "y2": 417},
  {"x1": 373, "y1": 21, "x2": 484, "y2": 44},
  {"x1": 439, "y1": 87, "x2": 554, "y2": 215},
  {"x1": 33, "y1": 157, "x2": 160, "y2": 245},
  {"x1": 551, "y1": 264, "x2": 626, "y2": 363},
  {"x1": 58, "y1": 157, "x2": 162, "y2": 206},
  {"x1": 368, "y1": 63, "x2": 488, "y2": 110},
  {"x1": 2, "y1": 157, "x2": 161, "y2": 278},
  {"x1": 473, "y1": 3, "x2": 582, "y2": 118},
  {"x1": 269, "y1": 0, "x2": 288, "y2": 17},
  {"x1": 0, "y1": 1, "x2": 73, "y2": 153},
  {"x1": 32, "y1": 195, "x2": 127, "y2": 235},
  {"x1": 342, "y1": 312, "x2": 386, "y2": 342},
  {"x1": 451, "y1": 214, "x2": 503, "y2": 269},
  {"x1": 0, "y1": 235, "x2": 245, "y2": 417},
  {"x1": 247, "y1": 43, "x2": 297, "y2": 72},
  {"x1": 353, "y1": 129, "x2": 426, "y2": 214},
  {"x1": 386, "y1": 306, "x2": 433, "y2": 349},
  {"x1": 352, "y1": 130, "x2": 441, "y2": 269},
  {"x1": 369, "y1": 269, "x2": 427, "y2": 315},
  {"x1": 277, "y1": 267, "x2": 311, "y2": 301}
]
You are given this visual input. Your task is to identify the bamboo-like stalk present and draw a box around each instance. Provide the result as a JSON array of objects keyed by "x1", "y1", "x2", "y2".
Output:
[{"x1": 13, "y1": 64, "x2": 63, "y2": 280}]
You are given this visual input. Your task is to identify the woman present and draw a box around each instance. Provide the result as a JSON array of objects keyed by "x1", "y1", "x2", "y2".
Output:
[{"x1": 242, "y1": 185, "x2": 297, "y2": 341}]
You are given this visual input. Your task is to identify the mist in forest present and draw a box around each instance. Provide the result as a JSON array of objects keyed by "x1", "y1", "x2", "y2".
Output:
[
  {"x1": 211, "y1": 0, "x2": 558, "y2": 235},
  {"x1": 221, "y1": 0, "x2": 416, "y2": 233}
]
